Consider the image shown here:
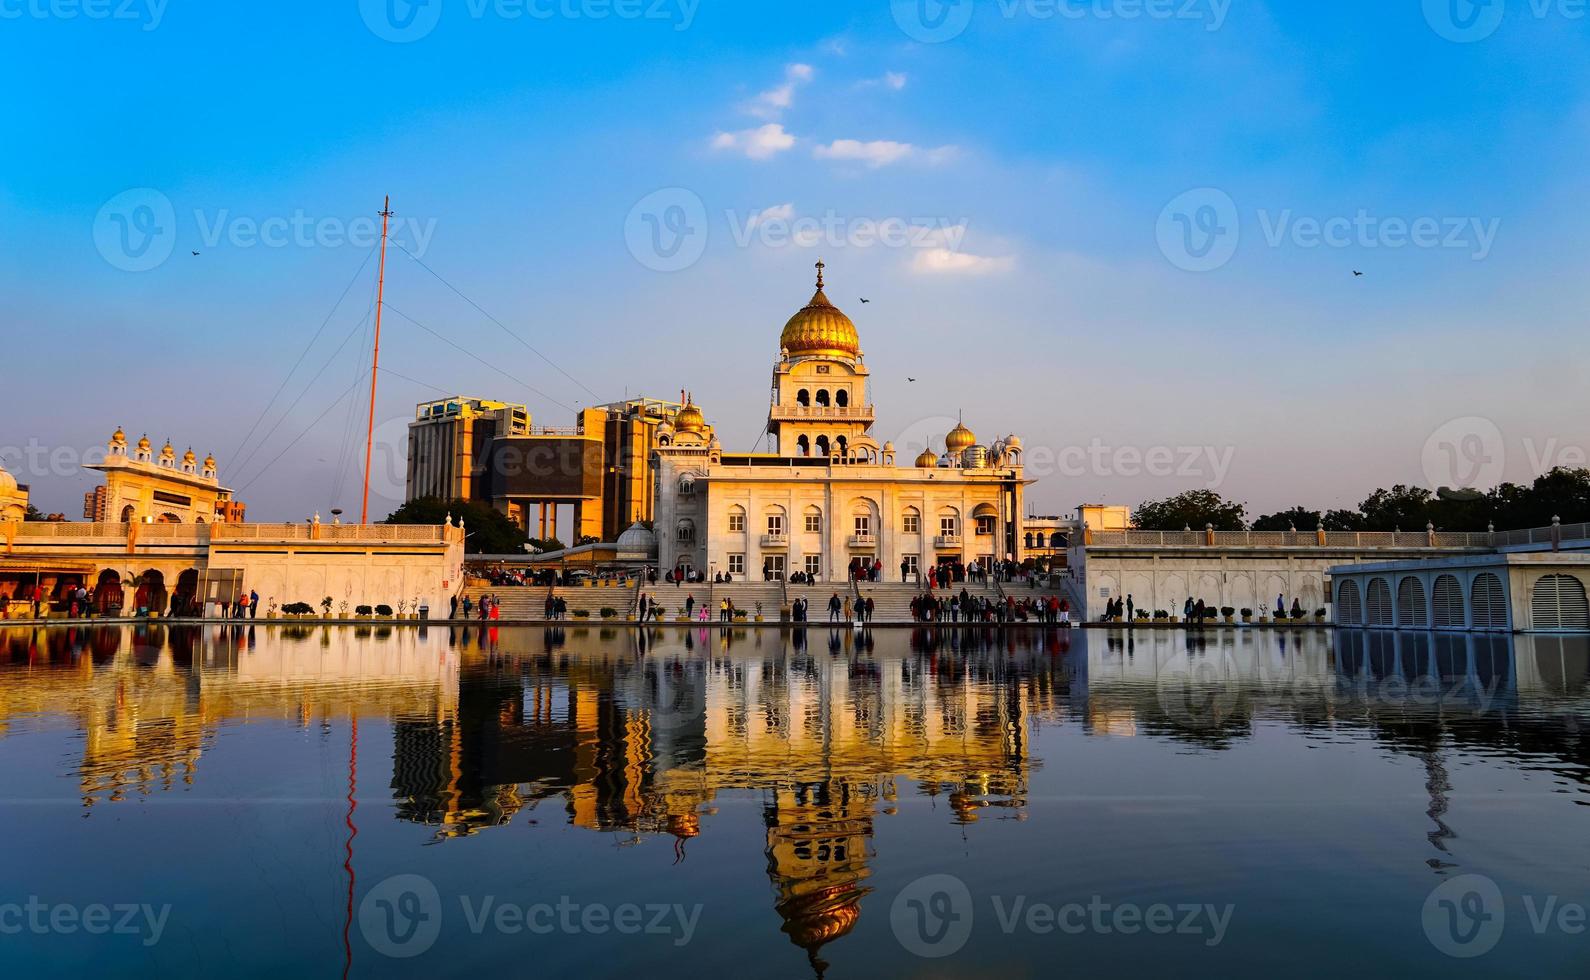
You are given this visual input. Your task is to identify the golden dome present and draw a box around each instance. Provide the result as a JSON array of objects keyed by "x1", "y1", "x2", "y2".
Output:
[
  {"x1": 204, "y1": 453, "x2": 216, "y2": 469},
  {"x1": 915, "y1": 448, "x2": 938, "y2": 468},
  {"x1": 945, "y1": 420, "x2": 976, "y2": 452},
  {"x1": 0, "y1": 463, "x2": 16, "y2": 494},
  {"x1": 111, "y1": 427, "x2": 127, "y2": 446},
  {"x1": 159, "y1": 440, "x2": 175, "y2": 459},
  {"x1": 136, "y1": 434, "x2": 151, "y2": 452},
  {"x1": 675, "y1": 399, "x2": 705, "y2": 433},
  {"x1": 780, "y1": 261, "x2": 859, "y2": 359}
]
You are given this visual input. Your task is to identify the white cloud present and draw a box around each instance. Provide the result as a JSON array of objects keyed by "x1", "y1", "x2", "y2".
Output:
[
  {"x1": 747, "y1": 203, "x2": 795, "y2": 228},
  {"x1": 910, "y1": 248, "x2": 1015, "y2": 276},
  {"x1": 711, "y1": 124, "x2": 797, "y2": 161},
  {"x1": 813, "y1": 138, "x2": 957, "y2": 169},
  {"x1": 885, "y1": 71, "x2": 908, "y2": 90},
  {"x1": 745, "y1": 63, "x2": 815, "y2": 119}
]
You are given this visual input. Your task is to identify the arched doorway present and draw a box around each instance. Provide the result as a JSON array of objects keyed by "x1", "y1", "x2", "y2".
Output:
[
  {"x1": 134, "y1": 569, "x2": 168, "y2": 617},
  {"x1": 173, "y1": 569, "x2": 199, "y2": 617},
  {"x1": 95, "y1": 569, "x2": 125, "y2": 615}
]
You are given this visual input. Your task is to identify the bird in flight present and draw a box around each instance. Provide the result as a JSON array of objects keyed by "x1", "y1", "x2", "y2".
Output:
[
  {"x1": 1352, "y1": 270, "x2": 1363, "y2": 277},
  {"x1": 859, "y1": 297, "x2": 871, "y2": 303},
  {"x1": 907, "y1": 377, "x2": 917, "y2": 383},
  {"x1": 192, "y1": 251, "x2": 201, "y2": 256}
]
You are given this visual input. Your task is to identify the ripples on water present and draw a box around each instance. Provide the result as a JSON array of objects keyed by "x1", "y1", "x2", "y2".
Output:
[{"x1": 0, "y1": 624, "x2": 1586, "y2": 978}]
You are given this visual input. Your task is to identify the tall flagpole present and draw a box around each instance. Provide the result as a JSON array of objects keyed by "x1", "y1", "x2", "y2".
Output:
[{"x1": 361, "y1": 196, "x2": 392, "y2": 525}]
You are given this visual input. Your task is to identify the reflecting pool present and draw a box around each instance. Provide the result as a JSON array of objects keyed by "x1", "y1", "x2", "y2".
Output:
[{"x1": 1, "y1": 624, "x2": 1586, "y2": 977}]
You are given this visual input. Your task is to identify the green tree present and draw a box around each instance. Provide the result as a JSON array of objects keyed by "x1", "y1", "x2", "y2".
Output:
[
  {"x1": 1357, "y1": 485, "x2": 1436, "y2": 531},
  {"x1": 24, "y1": 504, "x2": 46, "y2": 522},
  {"x1": 1251, "y1": 507, "x2": 1321, "y2": 532},
  {"x1": 1133, "y1": 491, "x2": 1247, "y2": 531},
  {"x1": 1322, "y1": 508, "x2": 1369, "y2": 531},
  {"x1": 383, "y1": 497, "x2": 528, "y2": 555},
  {"x1": 1490, "y1": 467, "x2": 1590, "y2": 529}
]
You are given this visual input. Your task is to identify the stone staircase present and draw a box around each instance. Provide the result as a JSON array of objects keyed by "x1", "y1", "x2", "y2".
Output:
[
  {"x1": 854, "y1": 580, "x2": 1005, "y2": 623},
  {"x1": 788, "y1": 583, "x2": 852, "y2": 622},
  {"x1": 709, "y1": 582, "x2": 785, "y2": 620},
  {"x1": 465, "y1": 583, "x2": 639, "y2": 621}
]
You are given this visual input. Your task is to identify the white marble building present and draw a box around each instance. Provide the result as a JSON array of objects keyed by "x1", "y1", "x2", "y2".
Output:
[{"x1": 653, "y1": 263, "x2": 1029, "y2": 582}]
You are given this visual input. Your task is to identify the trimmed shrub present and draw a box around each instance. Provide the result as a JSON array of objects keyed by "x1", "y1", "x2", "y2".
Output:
[
  {"x1": 355, "y1": 605, "x2": 374, "y2": 617},
  {"x1": 375, "y1": 604, "x2": 394, "y2": 617}
]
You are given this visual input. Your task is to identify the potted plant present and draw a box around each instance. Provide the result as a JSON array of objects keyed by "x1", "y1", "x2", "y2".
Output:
[
  {"x1": 754, "y1": 602, "x2": 765, "y2": 623},
  {"x1": 1221, "y1": 606, "x2": 1236, "y2": 624},
  {"x1": 267, "y1": 600, "x2": 279, "y2": 620},
  {"x1": 355, "y1": 604, "x2": 374, "y2": 618},
  {"x1": 600, "y1": 607, "x2": 617, "y2": 619},
  {"x1": 573, "y1": 609, "x2": 591, "y2": 619},
  {"x1": 675, "y1": 607, "x2": 691, "y2": 622},
  {"x1": 375, "y1": 604, "x2": 394, "y2": 620},
  {"x1": 1240, "y1": 608, "x2": 1253, "y2": 623},
  {"x1": 1315, "y1": 607, "x2": 1328, "y2": 623},
  {"x1": 397, "y1": 599, "x2": 409, "y2": 620}
]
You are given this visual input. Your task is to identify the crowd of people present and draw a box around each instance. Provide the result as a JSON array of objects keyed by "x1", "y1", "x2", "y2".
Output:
[{"x1": 910, "y1": 590, "x2": 1069, "y2": 624}]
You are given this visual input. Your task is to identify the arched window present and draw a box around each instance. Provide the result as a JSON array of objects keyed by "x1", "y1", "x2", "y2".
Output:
[
  {"x1": 938, "y1": 508, "x2": 961, "y2": 541},
  {"x1": 835, "y1": 436, "x2": 848, "y2": 457},
  {"x1": 1472, "y1": 573, "x2": 1507, "y2": 629},
  {"x1": 815, "y1": 390, "x2": 831, "y2": 407},
  {"x1": 796, "y1": 434, "x2": 810, "y2": 457},
  {"x1": 816, "y1": 436, "x2": 830, "y2": 457},
  {"x1": 1336, "y1": 580, "x2": 1363, "y2": 626},
  {"x1": 835, "y1": 389, "x2": 849, "y2": 407},
  {"x1": 972, "y1": 503, "x2": 997, "y2": 536},
  {"x1": 679, "y1": 475, "x2": 695, "y2": 495},
  {"x1": 1366, "y1": 578, "x2": 1393, "y2": 626},
  {"x1": 727, "y1": 506, "x2": 746, "y2": 534},
  {"x1": 1432, "y1": 575, "x2": 1464, "y2": 628},
  {"x1": 1397, "y1": 577, "x2": 1428, "y2": 627},
  {"x1": 902, "y1": 507, "x2": 921, "y2": 535},
  {"x1": 1049, "y1": 532, "x2": 1066, "y2": 548},
  {"x1": 1024, "y1": 532, "x2": 1034, "y2": 548},
  {"x1": 804, "y1": 506, "x2": 822, "y2": 534},
  {"x1": 796, "y1": 389, "x2": 811, "y2": 406},
  {"x1": 676, "y1": 519, "x2": 695, "y2": 543},
  {"x1": 120, "y1": 504, "x2": 136, "y2": 522},
  {"x1": 1531, "y1": 574, "x2": 1589, "y2": 630}
]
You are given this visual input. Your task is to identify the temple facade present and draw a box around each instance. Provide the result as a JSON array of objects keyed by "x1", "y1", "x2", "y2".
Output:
[
  {"x1": 82, "y1": 429, "x2": 245, "y2": 524},
  {"x1": 653, "y1": 263, "x2": 1030, "y2": 582}
]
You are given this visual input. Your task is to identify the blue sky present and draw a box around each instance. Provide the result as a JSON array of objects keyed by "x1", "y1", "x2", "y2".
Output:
[{"x1": 3, "y1": 0, "x2": 1588, "y2": 521}]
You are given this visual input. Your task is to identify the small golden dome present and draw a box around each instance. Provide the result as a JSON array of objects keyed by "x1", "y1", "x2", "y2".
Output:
[
  {"x1": 183, "y1": 448, "x2": 197, "y2": 465},
  {"x1": 780, "y1": 260, "x2": 860, "y2": 359},
  {"x1": 204, "y1": 453, "x2": 216, "y2": 469},
  {"x1": 136, "y1": 434, "x2": 151, "y2": 452},
  {"x1": 159, "y1": 440, "x2": 175, "y2": 459},
  {"x1": 915, "y1": 448, "x2": 938, "y2": 468},
  {"x1": 0, "y1": 463, "x2": 16, "y2": 494},
  {"x1": 945, "y1": 420, "x2": 976, "y2": 452},
  {"x1": 111, "y1": 427, "x2": 127, "y2": 446},
  {"x1": 675, "y1": 400, "x2": 705, "y2": 433}
]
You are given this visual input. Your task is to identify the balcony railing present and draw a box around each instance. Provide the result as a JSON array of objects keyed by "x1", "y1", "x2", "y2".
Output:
[
  {"x1": 769, "y1": 404, "x2": 875, "y2": 422},
  {"x1": 934, "y1": 535, "x2": 961, "y2": 550},
  {"x1": 6, "y1": 522, "x2": 462, "y2": 546},
  {"x1": 1083, "y1": 529, "x2": 1497, "y2": 549},
  {"x1": 847, "y1": 534, "x2": 877, "y2": 549},
  {"x1": 760, "y1": 533, "x2": 789, "y2": 548}
]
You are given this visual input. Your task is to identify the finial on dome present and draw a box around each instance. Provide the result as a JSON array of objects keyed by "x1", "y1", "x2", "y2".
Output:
[{"x1": 815, "y1": 258, "x2": 825, "y2": 290}]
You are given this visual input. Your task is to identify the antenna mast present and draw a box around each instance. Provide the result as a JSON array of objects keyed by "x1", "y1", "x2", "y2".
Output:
[{"x1": 360, "y1": 195, "x2": 392, "y2": 525}]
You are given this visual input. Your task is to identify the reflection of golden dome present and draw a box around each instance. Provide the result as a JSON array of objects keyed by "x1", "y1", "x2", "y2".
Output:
[
  {"x1": 777, "y1": 884, "x2": 866, "y2": 978},
  {"x1": 666, "y1": 813, "x2": 700, "y2": 839},
  {"x1": 945, "y1": 420, "x2": 976, "y2": 452},
  {"x1": 915, "y1": 448, "x2": 937, "y2": 468},
  {"x1": 780, "y1": 261, "x2": 859, "y2": 359},
  {"x1": 675, "y1": 400, "x2": 705, "y2": 433}
]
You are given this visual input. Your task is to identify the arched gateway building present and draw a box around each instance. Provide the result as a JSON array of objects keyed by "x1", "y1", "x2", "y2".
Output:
[{"x1": 653, "y1": 263, "x2": 1030, "y2": 582}]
